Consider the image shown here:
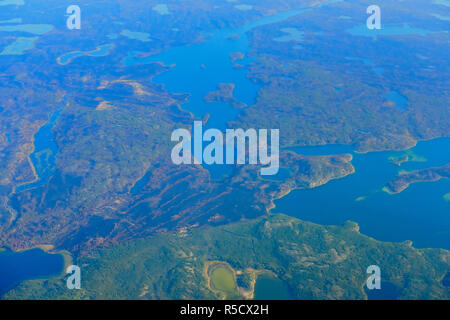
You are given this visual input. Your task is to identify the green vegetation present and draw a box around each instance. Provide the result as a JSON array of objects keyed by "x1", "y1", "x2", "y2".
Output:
[
  {"x1": 2, "y1": 116, "x2": 354, "y2": 254},
  {"x1": 1, "y1": 0, "x2": 337, "y2": 253},
  {"x1": 211, "y1": 267, "x2": 235, "y2": 292},
  {"x1": 4, "y1": 214, "x2": 449, "y2": 300},
  {"x1": 0, "y1": 0, "x2": 449, "y2": 301},
  {"x1": 209, "y1": 264, "x2": 239, "y2": 298},
  {"x1": 236, "y1": 271, "x2": 252, "y2": 290},
  {"x1": 230, "y1": 0, "x2": 450, "y2": 153},
  {"x1": 443, "y1": 193, "x2": 450, "y2": 202},
  {"x1": 385, "y1": 164, "x2": 450, "y2": 194},
  {"x1": 204, "y1": 83, "x2": 247, "y2": 109},
  {"x1": 388, "y1": 150, "x2": 427, "y2": 166}
]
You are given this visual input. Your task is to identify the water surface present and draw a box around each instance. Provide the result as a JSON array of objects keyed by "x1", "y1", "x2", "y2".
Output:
[
  {"x1": 0, "y1": 24, "x2": 53, "y2": 35},
  {"x1": 0, "y1": 248, "x2": 64, "y2": 297},
  {"x1": 0, "y1": 36, "x2": 37, "y2": 55},
  {"x1": 365, "y1": 281, "x2": 400, "y2": 300},
  {"x1": 273, "y1": 138, "x2": 450, "y2": 249},
  {"x1": 254, "y1": 274, "x2": 293, "y2": 300},
  {"x1": 0, "y1": 0, "x2": 24, "y2": 6},
  {"x1": 384, "y1": 90, "x2": 408, "y2": 110},
  {"x1": 123, "y1": 2, "x2": 342, "y2": 178},
  {"x1": 58, "y1": 44, "x2": 114, "y2": 65},
  {"x1": 15, "y1": 110, "x2": 61, "y2": 193}
]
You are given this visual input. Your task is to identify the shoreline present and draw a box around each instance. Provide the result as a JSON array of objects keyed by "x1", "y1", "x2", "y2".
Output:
[
  {"x1": 0, "y1": 244, "x2": 73, "y2": 298},
  {"x1": 57, "y1": 43, "x2": 114, "y2": 66},
  {"x1": 0, "y1": 245, "x2": 73, "y2": 277},
  {"x1": 204, "y1": 260, "x2": 276, "y2": 300}
]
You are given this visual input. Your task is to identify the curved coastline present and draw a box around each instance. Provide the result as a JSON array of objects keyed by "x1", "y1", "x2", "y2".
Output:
[{"x1": 0, "y1": 245, "x2": 72, "y2": 297}]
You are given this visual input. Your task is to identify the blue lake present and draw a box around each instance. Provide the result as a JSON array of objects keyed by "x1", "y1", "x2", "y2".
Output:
[
  {"x1": 0, "y1": 24, "x2": 53, "y2": 35},
  {"x1": 0, "y1": 0, "x2": 24, "y2": 6},
  {"x1": 122, "y1": 1, "x2": 450, "y2": 248},
  {"x1": 273, "y1": 138, "x2": 450, "y2": 249},
  {"x1": 123, "y1": 2, "x2": 342, "y2": 179},
  {"x1": 364, "y1": 281, "x2": 400, "y2": 300},
  {"x1": 120, "y1": 30, "x2": 152, "y2": 42},
  {"x1": 0, "y1": 36, "x2": 38, "y2": 55},
  {"x1": 122, "y1": 3, "x2": 343, "y2": 130},
  {"x1": 0, "y1": 248, "x2": 64, "y2": 297},
  {"x1": 153, "y1": 4, "x2": 170, "y2": 15},
  {"x1": 254, "y1": 274, "x2": 293, "y2": 300},
  {"x1": 0, "y1": 18, "x2": 22, "y2": 24},
  {"x1": 385, "y1": 90, "x2": 408, "y2": 110},
  {"x1": 15, "y1": 109, "x2": 61, "y2": 193},
  {"x1": 58, "y1": 44, "x2": 114, "y2": 65}
]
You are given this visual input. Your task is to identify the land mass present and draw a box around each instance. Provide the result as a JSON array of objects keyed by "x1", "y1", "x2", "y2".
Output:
[
  {"x1": 385, "y1": 164, "x2": 450, "y2": 194},
  {"x1": 204, "y1": 83, "x2": 247, "y2": 109},
  {"x1": 229, "y1": 52, "x2": 245, "y2": 62},
  {"x1": 4, "y1": 214, "x2": 449, "y2": 300}
]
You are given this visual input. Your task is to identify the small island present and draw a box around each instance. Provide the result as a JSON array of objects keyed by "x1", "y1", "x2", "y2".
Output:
[
  {"x1": 204, "y1": 83, "x2": 247, "y2": 109},
  {"x1": 388, "y1": 151, "x2": 427, "y2": 167},
  {"x1": 444, "y1": 193, "x2": 450, "y2": 202},
  {"x1": 389, "y1": 154, "x2": 409, "y2": 166},
  {"x1": 384, "y1": 164, "x2": 450, "y2": 194},
  {"x1": 229, "y1": 51, "x2": 245, "y2": 62}
]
